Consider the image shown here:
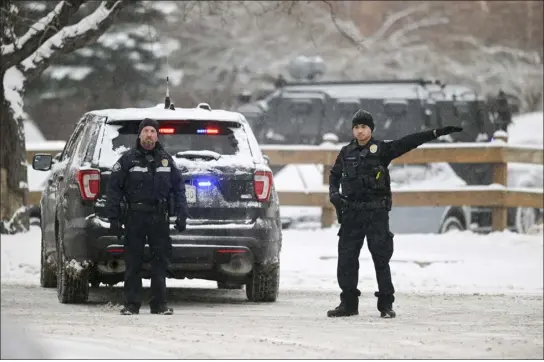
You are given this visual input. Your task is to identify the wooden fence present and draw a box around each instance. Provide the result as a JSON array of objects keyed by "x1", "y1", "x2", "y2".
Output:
[{"x1": 26, "y1": 140, "x2": 543, "y2": 231}]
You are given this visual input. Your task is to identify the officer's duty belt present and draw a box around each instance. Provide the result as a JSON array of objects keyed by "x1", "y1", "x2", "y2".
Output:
[
  {"x1": 129, "y1": 202, "x2": 166, "y2": 212},
  {"x1": 345, "y1": 198, "x2": 392, "y2": 210}
]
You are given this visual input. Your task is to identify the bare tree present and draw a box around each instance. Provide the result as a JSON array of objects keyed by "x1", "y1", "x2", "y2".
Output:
[
  {"x1": 159, "y1": 2, "x2": 452, "y2": 106},
  {"x1": 1, "y1": 0, "x2": 124, "y2": 234},
  {"x1": 440, "y1": 35, "x2": 543, "y2": 111}
]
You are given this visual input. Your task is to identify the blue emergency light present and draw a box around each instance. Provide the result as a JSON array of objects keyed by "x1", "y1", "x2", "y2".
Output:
[
  {"x1": 197, "y1": 180, "x2": 212, "y2": 187},
  {"x1": 196, "y1": 128, "x2": 219, "y2": 135}
]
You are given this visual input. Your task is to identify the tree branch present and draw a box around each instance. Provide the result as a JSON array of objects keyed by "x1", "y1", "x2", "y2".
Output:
[
  {"x1": 447, "y1": 34, "x2": 541, "y2": 64},
  {"x1": 1, "y1": 0, "x2": 87, "y2": 69},
  {"x1": 363, "y1": 3, "x2": 430, "y2": 48},
  {"x1": 19, "y1": 0, "x2": 124, "y2": 82}
]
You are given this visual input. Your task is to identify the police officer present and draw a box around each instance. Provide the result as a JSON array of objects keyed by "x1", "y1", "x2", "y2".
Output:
[
  {"x1": 105, "y1": 118, "x2": 188, "y2": 315},
  {"x1": 327, "y1": 110, "x2": 462, "y2": 318}
]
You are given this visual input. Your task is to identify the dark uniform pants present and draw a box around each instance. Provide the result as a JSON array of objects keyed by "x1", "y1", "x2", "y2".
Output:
[
  {"x1": 337, "y1": 208, "x2": 395, "y2": 310},
  {"x1": 124, "y1": 210, "x2": 171, "y2": 310}
]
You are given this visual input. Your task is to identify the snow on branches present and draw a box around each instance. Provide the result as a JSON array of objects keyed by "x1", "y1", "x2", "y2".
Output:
[{"x1": 0, "y1": 0, "x2": 125, "y2": 233}]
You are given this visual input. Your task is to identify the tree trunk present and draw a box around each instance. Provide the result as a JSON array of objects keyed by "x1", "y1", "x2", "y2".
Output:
[{"x1": 1, "y1": 69, "x2": 29, "y2": 234}]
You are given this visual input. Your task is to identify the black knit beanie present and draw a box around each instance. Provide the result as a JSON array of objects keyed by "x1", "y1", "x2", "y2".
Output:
[
  {"x1": 351, "y1": 109, "x2": 375, "y2": 131},
  {"x1": 138, "y1": 118, "x2": 160, "y2": 135}
]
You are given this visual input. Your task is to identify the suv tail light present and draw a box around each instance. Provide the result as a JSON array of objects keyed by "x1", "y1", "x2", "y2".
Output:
[
  {"x1": 254, "y1": 170, "x2": 273, "y2": 202},
  {"x1": 76, "y1": 169, "x2": 101, "y2": 201}
]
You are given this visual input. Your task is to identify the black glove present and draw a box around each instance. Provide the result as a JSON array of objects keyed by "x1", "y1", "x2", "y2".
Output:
[
  {"x1": 174, "y1": 217, "x2": 186, "y2": 232},
  {"x1": 330, "y1": 192, "x2": 344, "y2": 209},
  {"x1": 435, "y1": 126, "x2": 463, "y2": 137},
  {"x1": 109, "y1": 219, "x2": 123, "y2": 240}
]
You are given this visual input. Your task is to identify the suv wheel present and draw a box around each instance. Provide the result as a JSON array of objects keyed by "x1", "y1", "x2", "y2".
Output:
[
  {"x1": 56, "y1": 229, "x2": 89, "y2": 304},
  {"x1": 439, "y1": 216, "x2": 465, "y2": 233},
  {"x1": 40, "y1": 233, "x2": 56, "y2": 288},
  {"x1": 515, "y1": 207, "x2": 537, "y2": 234},
  {"x1": 246, "y1": 263, "x2": 280, "y2": 302},
  {"x1": 217, "y1": 281, "x2": 244, "y2": 290}
]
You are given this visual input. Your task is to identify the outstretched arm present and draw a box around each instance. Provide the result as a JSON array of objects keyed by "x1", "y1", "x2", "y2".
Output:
[{"x1": 381, "y1": 126, "x2": 462, "y2": 164}]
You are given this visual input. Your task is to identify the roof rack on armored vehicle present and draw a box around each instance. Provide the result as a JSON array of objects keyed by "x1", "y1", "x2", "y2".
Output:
[{"x1": 279, "y1": 78, "x2": 445, "y2": 88}]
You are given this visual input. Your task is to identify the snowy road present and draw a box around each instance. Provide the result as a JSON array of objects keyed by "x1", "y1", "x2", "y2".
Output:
[{"x1": 2, "y1": 284, "x2": 543, "y2": 359}]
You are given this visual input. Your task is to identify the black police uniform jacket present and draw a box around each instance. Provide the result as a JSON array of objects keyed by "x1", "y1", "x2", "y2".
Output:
[
  {"x1": 105, "y1": 141, "x2": 188, "y2": 221},
  {"x1": 329, "y1": 130, "x2": 437, "y2": 204}
]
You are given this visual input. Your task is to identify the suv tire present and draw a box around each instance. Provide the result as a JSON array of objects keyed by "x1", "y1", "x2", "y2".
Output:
[
  {"x1": 40, "y1": 233, "x2": 56, "y2": 288},
  {"x1": 246, "y1": 263, "x2": 279, "y2": 302},
  {"x1": 56, "y1": 229, "x2": 89, "y2": 304}
]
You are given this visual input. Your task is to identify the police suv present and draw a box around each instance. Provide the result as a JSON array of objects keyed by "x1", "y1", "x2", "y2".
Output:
[{"x1": 32, "y1": 102, "x2": 282, "y2": 304}]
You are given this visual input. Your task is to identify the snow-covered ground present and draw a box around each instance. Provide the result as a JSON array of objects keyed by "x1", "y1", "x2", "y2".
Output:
[{"x1": 2, "y1": 226, "x2": 542, "y2": 295}]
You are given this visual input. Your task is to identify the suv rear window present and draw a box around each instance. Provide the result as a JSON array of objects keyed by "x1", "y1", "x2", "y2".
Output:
[{"x1": 97, "y1": 119, "x2": 254, "y2": 168}]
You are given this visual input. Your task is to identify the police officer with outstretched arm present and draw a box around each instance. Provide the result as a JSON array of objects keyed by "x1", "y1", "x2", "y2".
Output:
[
  {"x1": 105, "y1": 118, "x2": 188, "y2": 315},
  {"x1": 327, "y1": 110, "x2": 462, "y2": 318}
]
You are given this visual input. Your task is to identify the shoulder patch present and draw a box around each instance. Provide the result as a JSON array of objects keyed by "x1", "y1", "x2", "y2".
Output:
[{"x1": 112, "y1": 162, "x2": 121, "y2": 171}]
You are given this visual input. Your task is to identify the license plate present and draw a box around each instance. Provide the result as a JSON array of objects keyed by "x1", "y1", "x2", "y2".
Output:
[{"x1": 185, "y1": 184, "x2": 197, "y2": 203}]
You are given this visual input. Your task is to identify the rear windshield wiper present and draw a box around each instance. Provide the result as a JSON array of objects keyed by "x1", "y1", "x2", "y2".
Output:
[{"x1": 175, "y1": 150, "x2": 221, "y2": 161}]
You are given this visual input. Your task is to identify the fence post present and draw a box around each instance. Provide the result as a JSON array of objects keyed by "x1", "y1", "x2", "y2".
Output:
[
  {"x1": 321, "y1": 164, "x2": 335, "y2": 228},
  {"x1": 491, "y1": 131, "x2": 508, "y2": 231},
  {"x1": 320, "y1": 134, "x2": 338, "y2": 228}
]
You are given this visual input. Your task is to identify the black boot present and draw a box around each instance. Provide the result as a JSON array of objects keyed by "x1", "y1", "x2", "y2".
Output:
[
  {"x1": 327, "y1": 297, "x2": 359, "y2": 318},
  {"x1": 120, "y1": 306, "x2": 139, "y2": 315},
  {"x1": 375, "y1": 291, "x2": 396, "y2": 318},
  {"x1": 150, "y1": 305, "x2": 174, "y2": 315},
  {"x1": 380, "y1": 306, "x2": 396, "y2": 318}
]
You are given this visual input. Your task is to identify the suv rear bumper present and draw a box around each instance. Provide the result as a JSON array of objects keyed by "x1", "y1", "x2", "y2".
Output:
[{"x1": 65, "y1": 216, "x2": 281, "y2": 276}]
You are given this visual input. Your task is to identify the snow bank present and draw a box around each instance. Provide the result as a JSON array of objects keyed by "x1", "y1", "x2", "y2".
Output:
[
  {"x1": 508, "y1": 111, "x2": 543, "y2": 147},
  {"x1": 1, "y1": 226, "x2": 542, "y2": 295}
]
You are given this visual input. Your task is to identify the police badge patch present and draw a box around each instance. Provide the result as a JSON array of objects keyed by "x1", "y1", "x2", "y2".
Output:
[
  {"x1": 369, "y1": 144, "x2": 378, "y2": 153},
  {"x1": 112, "y1": 162, "x2": 121, "y2": 171},
  {"x1": 161, "y1": 159, "x2": 168, "y2": 167}
]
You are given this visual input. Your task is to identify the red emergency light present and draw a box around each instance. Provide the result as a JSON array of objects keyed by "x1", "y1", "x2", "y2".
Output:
[{"x1": 159, "y1": 127, "x2": 175, "y2": 134}]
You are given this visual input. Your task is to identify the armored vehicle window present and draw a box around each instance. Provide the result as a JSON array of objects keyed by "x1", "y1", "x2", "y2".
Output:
[
  {"x1": 334, "y1": 100, "x2": 360, "y2": 132},
  {"x1": 383, "y1": 99, "x2": 408, "y2": 116},
  {"x1": 272, "y1": 93, "x2": 328, "y2": 144}
]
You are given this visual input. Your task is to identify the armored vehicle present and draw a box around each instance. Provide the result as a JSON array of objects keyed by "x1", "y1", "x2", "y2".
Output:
[{"x1": 239, "y1": 78, "x2": 499, "y2": 146}]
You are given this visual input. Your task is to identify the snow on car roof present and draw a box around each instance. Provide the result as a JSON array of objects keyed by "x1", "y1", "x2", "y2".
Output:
[{"x1": 88, "y1": 105, "x2": 246, "y2": 123}]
